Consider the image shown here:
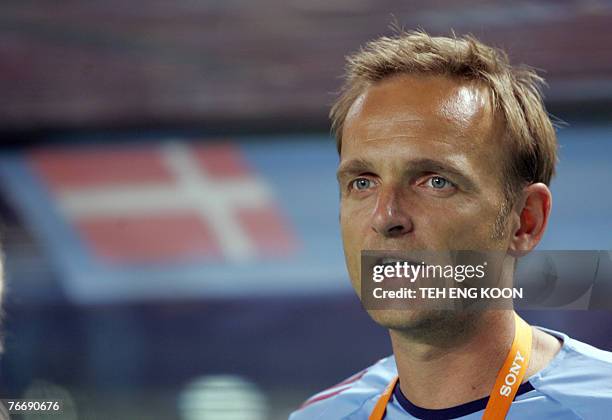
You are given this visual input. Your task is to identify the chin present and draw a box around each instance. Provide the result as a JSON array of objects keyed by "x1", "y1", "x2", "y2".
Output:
[
  {"x1": 365, "y1": 308, "x2": 451, "y2": 331},
  {"x1": 366, "y1": 309, "x2": 481, "y2": 345}
]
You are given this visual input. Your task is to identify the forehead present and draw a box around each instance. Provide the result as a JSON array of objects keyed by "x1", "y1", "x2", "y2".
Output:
[{"x1": 342, "y1": 74, "x2": 499, "y2": 158}]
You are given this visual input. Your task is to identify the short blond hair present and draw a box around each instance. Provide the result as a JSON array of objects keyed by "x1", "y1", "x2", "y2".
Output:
[{"x1": 330, "y1": 29, "x2": 558, "y2": 199}]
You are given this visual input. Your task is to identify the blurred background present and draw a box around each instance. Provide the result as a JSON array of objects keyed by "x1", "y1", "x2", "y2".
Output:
[{"x1": 1, "y1": 1, "x2": 612, "y2": 419}]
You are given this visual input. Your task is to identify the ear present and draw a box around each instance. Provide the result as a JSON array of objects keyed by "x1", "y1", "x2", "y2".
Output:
[{"x1": 508, "y1": 183, "x2": 552, "y2": 255}]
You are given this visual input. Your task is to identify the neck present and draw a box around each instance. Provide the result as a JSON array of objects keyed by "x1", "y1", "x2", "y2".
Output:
[{"x1": 390, "y1": 310, "x2": 516, "y2": 409}]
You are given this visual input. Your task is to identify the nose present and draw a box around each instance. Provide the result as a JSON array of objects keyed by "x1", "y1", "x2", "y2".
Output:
[{"x1": 371, "y1": 186, "x2": 413, "y2": 238}]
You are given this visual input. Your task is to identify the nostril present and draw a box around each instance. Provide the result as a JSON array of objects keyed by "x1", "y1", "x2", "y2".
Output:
[{"x1": 387, "y1": 224, "x2": 406, "y2": 236}]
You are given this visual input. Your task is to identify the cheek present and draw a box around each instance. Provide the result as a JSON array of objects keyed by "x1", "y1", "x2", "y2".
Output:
[
  {"x1": 412, "y1": 196, "x2": 499, "y2": 247},
  {"x1": 340, "y1": 203, "x2": 370, "y2": 282},
  {"x1": 340, "y1": 200, "x2": 372, "y2": 245},
  {"x1": 340, "y1": 214, "x2": 362, "y2": 272}
]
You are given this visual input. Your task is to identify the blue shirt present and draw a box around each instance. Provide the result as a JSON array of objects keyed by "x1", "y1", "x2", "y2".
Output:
[{"x1": 289, "y1": 327, "x2": 612, "y2": 419}]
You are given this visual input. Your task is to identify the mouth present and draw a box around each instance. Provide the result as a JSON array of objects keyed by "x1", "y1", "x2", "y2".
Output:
[{"x1": 376, "y1": 257, "x2": 423, "y2": 268}]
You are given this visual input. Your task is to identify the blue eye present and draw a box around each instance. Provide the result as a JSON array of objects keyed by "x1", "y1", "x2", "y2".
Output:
[
  {"x1": 352, "y1": 178, "x2": 372, "y2": 190},
  {"x1": 429, "y1": 176, "x2": 451, "y2": 189}
]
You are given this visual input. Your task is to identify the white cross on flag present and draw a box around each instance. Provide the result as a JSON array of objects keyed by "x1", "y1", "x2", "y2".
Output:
[{"x1": 28, "y1": 141, "x2": 296, "y2": 264}]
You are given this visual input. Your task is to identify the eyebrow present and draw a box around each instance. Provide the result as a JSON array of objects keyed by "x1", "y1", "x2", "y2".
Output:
[
  {"x1": 336, "y1": 158, "x2": 374, "y2": 182},
  {"x1": 336, "y1": 157, "x2": 478, "y2": 191}
]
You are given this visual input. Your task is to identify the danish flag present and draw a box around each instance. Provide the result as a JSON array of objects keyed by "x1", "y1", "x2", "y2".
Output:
[{"x1": 28, "y1": 141, "x2": 296, "y2": 264}]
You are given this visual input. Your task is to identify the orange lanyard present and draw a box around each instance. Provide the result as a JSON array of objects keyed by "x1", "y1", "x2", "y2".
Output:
[{"x1": 369, "y1": 313, "x2": 532, "y2": 420}]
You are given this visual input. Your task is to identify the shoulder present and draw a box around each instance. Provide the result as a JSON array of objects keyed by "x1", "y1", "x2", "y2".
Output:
[
  {"x1": 289, "y1": 356, "x2": 397, "y2": 420},
  {"x1": 530, "y1": 327, "x2": 612, "y2": 417}
]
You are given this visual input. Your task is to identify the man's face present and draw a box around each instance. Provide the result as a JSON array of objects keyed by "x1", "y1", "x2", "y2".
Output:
[{"x1": 338, "y1": 74, "x2": 513, "y2": 329}]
